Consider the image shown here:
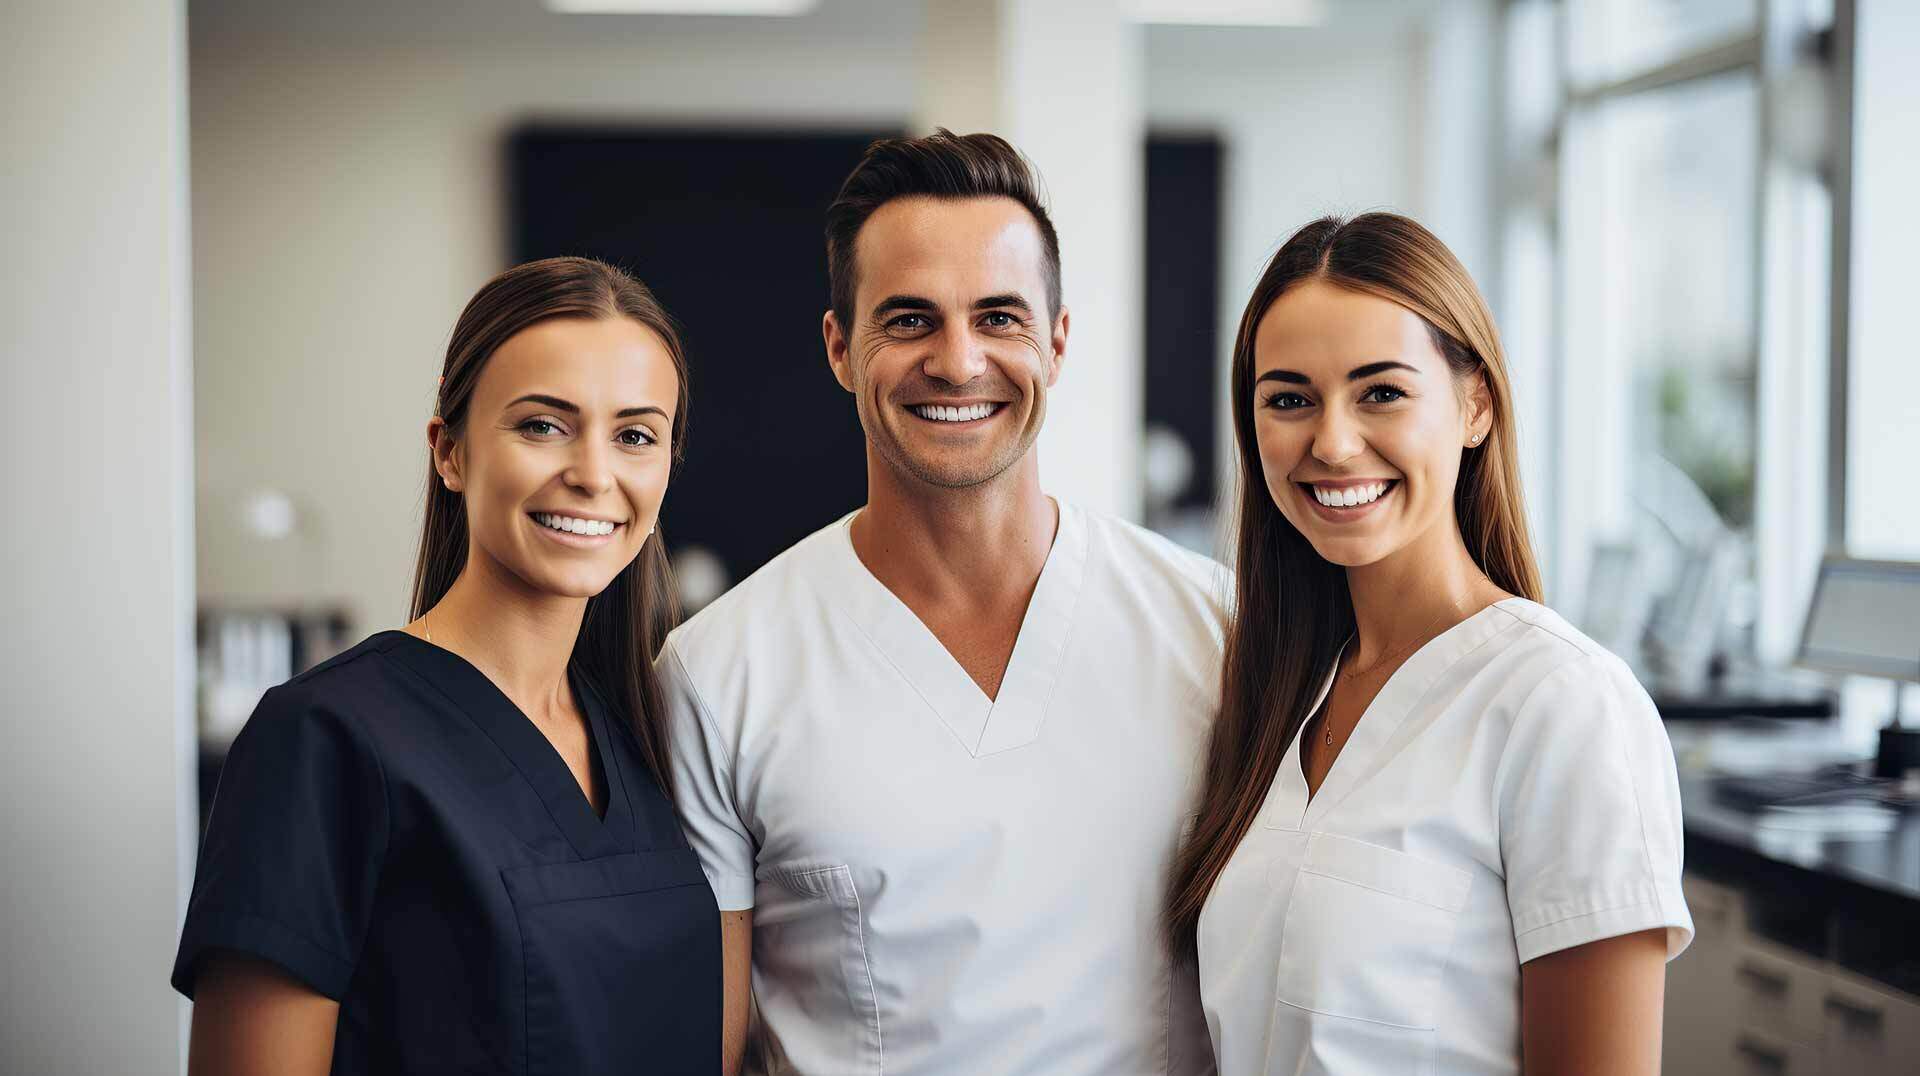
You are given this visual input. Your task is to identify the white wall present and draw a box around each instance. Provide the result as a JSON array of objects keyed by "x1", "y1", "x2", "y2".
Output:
[
  {"x1": 191, "y1": 0, "x2": 919, "y2": 633},
  {"x1": 1, "y1": 2, "x2": 196, "y2": 1071}
]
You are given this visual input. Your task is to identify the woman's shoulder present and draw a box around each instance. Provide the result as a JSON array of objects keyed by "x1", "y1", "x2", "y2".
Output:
[
  {"x1": 240, "y1": 632, "x2": 419, "y2": 750},
  {"x1": 1480, "y1": 598, "x2": 1632, "y2": 681},
  {"x1": 1476, "y1": 598, "x2": 1665, "y2": 746}
]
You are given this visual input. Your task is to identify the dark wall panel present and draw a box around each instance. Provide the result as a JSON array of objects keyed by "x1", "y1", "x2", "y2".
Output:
[{"x1": 1144, "y1": 135, "x2": 1223, "y2": 511}]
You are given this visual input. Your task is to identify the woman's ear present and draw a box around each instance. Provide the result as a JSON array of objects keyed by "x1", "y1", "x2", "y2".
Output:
[
  {"x1": 1465, "y1": 370, "x2": 1494, "y2": 447},
  {"x1": 427, "y1": 417, "x2": 463, "y2": 493}
]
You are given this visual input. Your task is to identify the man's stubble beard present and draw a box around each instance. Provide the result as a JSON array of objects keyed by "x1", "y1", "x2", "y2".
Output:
[{"x1": 863, "y1": 392, "x2": 1046, "y2": 492}]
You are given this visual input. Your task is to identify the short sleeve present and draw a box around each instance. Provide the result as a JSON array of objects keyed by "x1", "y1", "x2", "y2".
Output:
[
  {"x1": 172, "y1": 680, "x2": 389, "y2": 1000},
  {"x1": 657, "y1": 638, "x2": 757, "y2": 910},
  {"x1": 1498, "y1": 653, "x2": 1693, "y2": 965}
]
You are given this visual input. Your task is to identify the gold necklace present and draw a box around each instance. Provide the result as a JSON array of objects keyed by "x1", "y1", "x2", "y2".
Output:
[
  {"x1": 1323, "y1": 598, "x2": 1473, "y2": 748},
  {"x1": 422, "y1": 608, "x2": 435, "y2": 645}
]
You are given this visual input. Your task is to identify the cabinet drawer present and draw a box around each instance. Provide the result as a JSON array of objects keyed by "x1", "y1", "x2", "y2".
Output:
[
  {"x1": 1822, "y1": 966, "x2": 1920, "y2": 1075},
  {"x1": 1733, "y1": 939, "x2": 1827, "y2": 1044},
  {"x1": 1729, "y1": 1027, "x2": 1824, "y2": 1076}
]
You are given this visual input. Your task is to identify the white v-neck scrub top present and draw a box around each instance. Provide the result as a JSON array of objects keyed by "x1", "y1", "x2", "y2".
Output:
[
  {"x1": 1196, "y1": 598, "x2": 1693, "y2": 1076},
  {"x1": 662, "y1": 503, "x2": 1228, "y2": 1075}
]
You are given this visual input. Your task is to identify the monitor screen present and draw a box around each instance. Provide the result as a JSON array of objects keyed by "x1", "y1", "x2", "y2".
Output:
[{"x1": 1797, "y1": 558, "x2": 1920, "y2": 682}]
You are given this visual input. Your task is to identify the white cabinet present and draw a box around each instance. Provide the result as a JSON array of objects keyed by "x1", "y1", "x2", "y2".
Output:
[
  {"x1": 1664, "y1": 873, "x2": 1920, "y2": 1075},
  {"x1": 1666, "y1": 876, "x2": 1742, "y2": 1074},
  {"x1": 1731, "y1": 939, "x2": 1828, "y2": 1046},
  {"x1": 1822, "y1": 967, "x2": 1920, "y2": 1075}
]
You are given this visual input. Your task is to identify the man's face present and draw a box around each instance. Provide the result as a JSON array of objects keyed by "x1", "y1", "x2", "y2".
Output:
[{"x1": 824, "y1": 195, "x2": 1068, "y2": 491}]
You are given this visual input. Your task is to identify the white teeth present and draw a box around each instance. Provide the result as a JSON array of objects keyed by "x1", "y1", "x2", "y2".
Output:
[
  {"x1": 1313, "y1": 481, "x2": 1390, "y2": 508},
  {"x1": 535, "y1": 513, "x2": 616, "y2": 536},
  {"x1": 913, "y1": 402, "x2": 996, "y2": 422}
]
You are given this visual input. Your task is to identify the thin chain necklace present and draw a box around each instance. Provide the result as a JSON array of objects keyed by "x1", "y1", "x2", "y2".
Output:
[
  {"x1": 422, "y1": 608, "x2": 436, "y2": 645},
  {"x1": 1323, "y1": 597, "x2": 1473, "y2": 748}
]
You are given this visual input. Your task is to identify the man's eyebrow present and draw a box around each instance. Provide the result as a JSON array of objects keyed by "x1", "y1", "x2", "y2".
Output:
[
  {"x1": 871, "y1": 295, "x2": 937, "y2": 318},
  {"x1": 972, "y1": 293, "x2": 1031, "y2": 313},
  {"x1": 1347, "y1": 360, "x2": 1421, "y2": 381}
]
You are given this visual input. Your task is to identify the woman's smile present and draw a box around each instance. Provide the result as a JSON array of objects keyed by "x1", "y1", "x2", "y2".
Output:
[
  {"x1": 528, "y1": 510, "x2": 625, "y2": 546},
  {"x1": 1297, "y1": 479, "x2": 1399, "y2": 522}
]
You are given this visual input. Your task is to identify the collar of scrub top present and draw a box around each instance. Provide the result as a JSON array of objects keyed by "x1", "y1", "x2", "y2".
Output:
[
  {"x1": 807, "y1": 500, "x2": 1089, "y2": 759},
  {"x1": 1268, "y1": 597, "x2": 1529, "y2": 833},
  {"x1": 382, "y1": 631, "x2": 636, "y2": 860}
]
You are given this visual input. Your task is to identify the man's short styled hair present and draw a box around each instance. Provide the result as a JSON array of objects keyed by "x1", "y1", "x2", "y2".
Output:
[{"x1": 825, "y1": 129, "x2": 1063, "y2": 331}]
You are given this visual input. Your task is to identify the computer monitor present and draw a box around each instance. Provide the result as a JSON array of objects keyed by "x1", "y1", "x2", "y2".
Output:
[{"x1": 1795, "y1": 556, "x2": 1920, "y2": 684}]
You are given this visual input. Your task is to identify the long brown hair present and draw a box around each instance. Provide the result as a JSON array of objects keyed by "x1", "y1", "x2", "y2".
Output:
[
  {"x1": 1166, "y1": 213, "x2": 1542, "y2": 955},
  {"x1": 409, "y1": 256, "x2": 691, "y2": 796}
]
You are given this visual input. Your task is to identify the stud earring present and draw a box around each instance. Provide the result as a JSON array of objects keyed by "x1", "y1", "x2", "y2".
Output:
[{"x1": 1469, "y1": 433, "x2": 1482, "y2": 446}]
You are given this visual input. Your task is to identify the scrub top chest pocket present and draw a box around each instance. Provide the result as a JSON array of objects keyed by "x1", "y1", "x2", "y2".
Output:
[
  {"x1": 501, "y1": 847, "x2": 720, "y2": 1075},
  {"x1": 1271, "y1": 832, "x2": 1472, "y2": 1033}
]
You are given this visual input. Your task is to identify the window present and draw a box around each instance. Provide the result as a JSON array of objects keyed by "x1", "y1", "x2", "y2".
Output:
[{"x1": 1513, "y1": 0, "x2": 1839, "y2": 671}]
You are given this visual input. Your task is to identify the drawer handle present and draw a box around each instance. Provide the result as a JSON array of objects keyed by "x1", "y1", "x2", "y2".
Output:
[
  {"x1": 1736, "y1": 962, "x2": 1789, "y2": 997},
  {"x1": 1734, "y1": 1036, "x2": 1788, "y2": 1072},
  {"x1": 1824, "y1": 994, "x2": 1884, "y2": 1033}
]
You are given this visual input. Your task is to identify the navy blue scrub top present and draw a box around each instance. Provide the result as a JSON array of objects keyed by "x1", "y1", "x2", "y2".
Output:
[{"x1": 173, "y1": 631, "x2": 720, "y2": 1074}]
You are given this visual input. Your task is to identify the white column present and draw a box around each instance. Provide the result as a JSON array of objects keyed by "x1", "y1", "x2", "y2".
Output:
[
  {"x1": 1844, "y1": 0, "x2": 1920, "y2": 559},
  {"x1": 918, "y1": 0, "x2": 1145, "y2": 520},
  {"x1": 0, "y1": 2, "x2": 195, "y2": 1072}
]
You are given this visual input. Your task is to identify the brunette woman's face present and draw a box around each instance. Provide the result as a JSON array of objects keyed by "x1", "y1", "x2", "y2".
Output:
[
  {"x1": 433, "y1": 316, "x2": 678, "y2": 600},
  {"x1": 1250, "y1": 279, "x2": 1491, "y2": 569}
]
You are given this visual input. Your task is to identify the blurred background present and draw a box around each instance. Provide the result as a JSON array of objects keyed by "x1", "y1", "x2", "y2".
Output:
[{"x1": 6, "y1": 0, "x2": 1920, "y2": 1071}]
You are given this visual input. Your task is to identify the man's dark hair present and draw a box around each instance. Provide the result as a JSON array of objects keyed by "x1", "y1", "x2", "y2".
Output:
[{"x1": 825, "y1": 129, "x2": 1062, "y2": 332}]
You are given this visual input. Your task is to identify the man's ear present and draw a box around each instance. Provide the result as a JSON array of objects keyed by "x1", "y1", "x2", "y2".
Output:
[
  {"x1": 427, "y1": 417, "x2": 463, "y2": 493},
  {"x1": 1045, "y1": 305, "x2": 1070, "y2": 388},
  {"x1": 823, "y1": 310, "x2": 856, "y2": 393}
]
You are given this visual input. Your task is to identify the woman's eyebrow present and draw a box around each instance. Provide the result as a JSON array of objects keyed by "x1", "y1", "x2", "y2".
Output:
[
  {"x1": 1346, "y1": 360, "x2": 1420, "y2": 380},
  {"x1": 507, "y1": 393, "x2": 577, "y2": 413},
  {"x1": 1256, "y1": 360, "x2": 1421, "y2": 387},
  {"x1": 509, "y1": 395, "x2": 667, "y2": 421}
]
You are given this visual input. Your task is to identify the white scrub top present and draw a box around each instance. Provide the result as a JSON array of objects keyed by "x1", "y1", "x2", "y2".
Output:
[
  {"x1": 1196, "y1": 598, "x2": 1693, "y2": 1076},
  {"x1": 662, "y1": 502, "x2": 1227, "y2": 1076}
]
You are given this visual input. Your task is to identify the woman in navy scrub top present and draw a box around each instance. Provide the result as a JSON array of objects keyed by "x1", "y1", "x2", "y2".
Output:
[{"x1": 173, "y1": 257, "x2": 721, "y2": 1074}]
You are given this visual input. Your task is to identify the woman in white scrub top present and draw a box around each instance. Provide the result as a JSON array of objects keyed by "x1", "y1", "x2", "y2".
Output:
[{"x1": 1167, "y1": 213, "x2": 1693, "y2": 1076}]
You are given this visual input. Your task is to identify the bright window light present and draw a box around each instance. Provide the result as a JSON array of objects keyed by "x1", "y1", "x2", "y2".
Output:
[
  {"x1": 544, "y1": 0, "x2": 818, "y2": 14},
  {"x1": 1128, "y1": 0, "x2": 1324, "y2": 26}
]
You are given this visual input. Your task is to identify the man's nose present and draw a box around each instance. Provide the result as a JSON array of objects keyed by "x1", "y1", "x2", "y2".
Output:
[{"x1": 920, "y1": 323, "x2": 990, "y2": 387}]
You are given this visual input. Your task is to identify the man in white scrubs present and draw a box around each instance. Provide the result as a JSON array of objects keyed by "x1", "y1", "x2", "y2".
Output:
[{"x1": 660, "y1": 130, "x2": 1226, "y2": 1075}]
